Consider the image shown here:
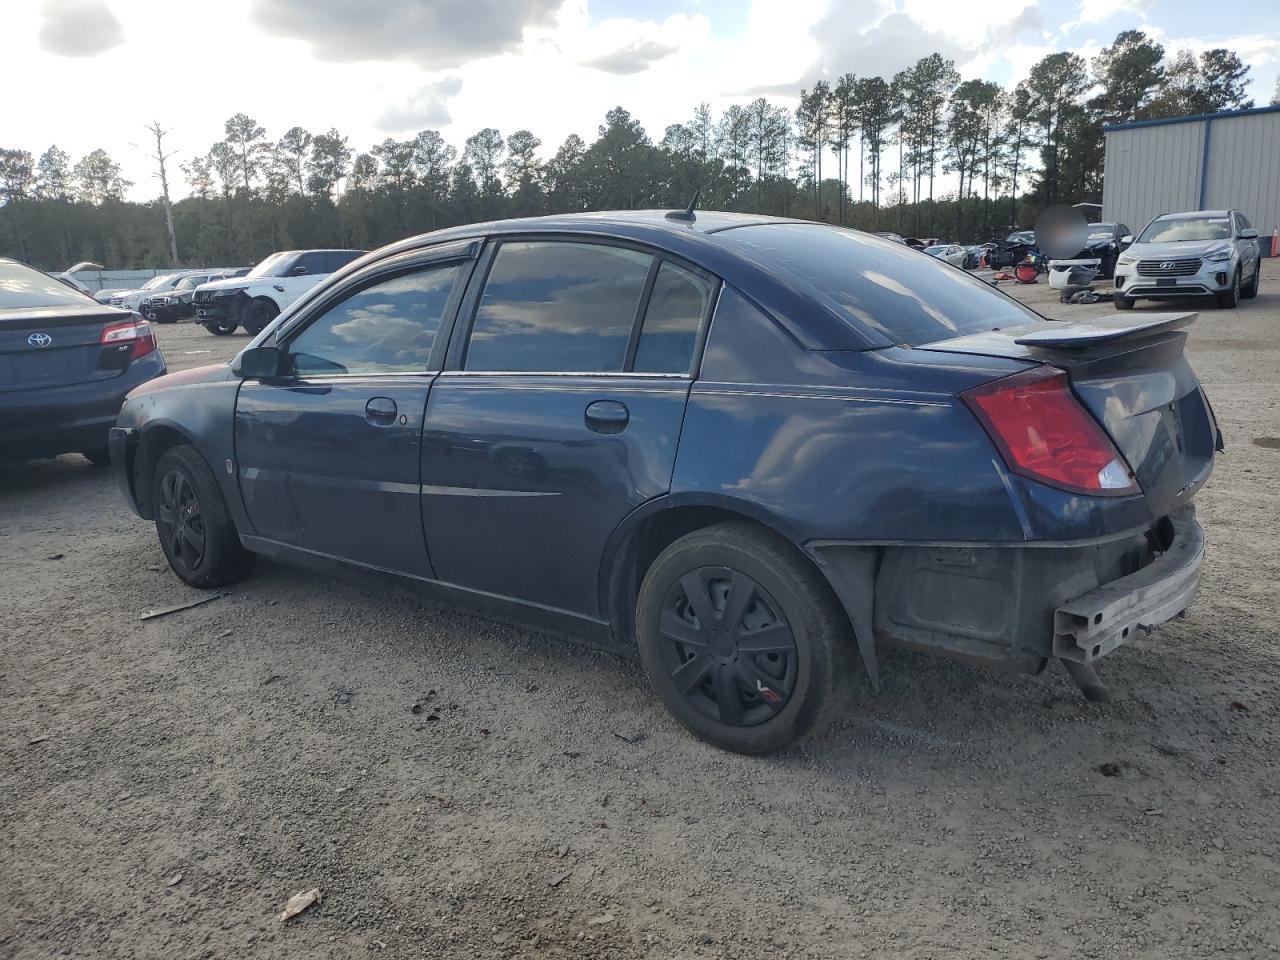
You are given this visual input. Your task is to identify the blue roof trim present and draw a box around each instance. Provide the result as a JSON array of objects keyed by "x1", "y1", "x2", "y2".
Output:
[{"x1": 1103, "y1": 104, "x2": 1280, "y2": 132}]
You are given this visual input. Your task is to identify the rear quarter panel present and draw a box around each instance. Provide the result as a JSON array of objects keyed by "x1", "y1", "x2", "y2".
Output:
[{"x1": 671, "y1": 285, "x2": 1029, "y2": 544}]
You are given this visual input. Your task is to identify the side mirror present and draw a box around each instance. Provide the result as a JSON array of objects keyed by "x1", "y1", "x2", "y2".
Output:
[
  {"x1": 234, "y1": 346, "x2": 284, "y2": 380},
  {"x1": 1239, "y1": 228, "x2": 1258, "y2": 240},
  {"x1": 290, "y1": 266, "x2": 309, "y2": 276}
]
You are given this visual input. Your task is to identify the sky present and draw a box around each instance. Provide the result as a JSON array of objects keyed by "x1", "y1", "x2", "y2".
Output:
[{"x1": 4, "y1": 0, "x2": 1279, "y2": 202}]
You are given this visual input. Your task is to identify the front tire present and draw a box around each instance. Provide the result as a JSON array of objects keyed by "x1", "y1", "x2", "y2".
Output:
[
  {"x1": 1217, "y1": 269, "x2": 1241, "y2": 309},
  {"x1": 636, "y1": 522, "x2": 855, "y2": 754},
  {"x1": 206, "y1": 319, "x2": 237, "y2": 336},
  {"x1": 1114, "y1": 292, "x2": 1134, "y2": 310},
  {"x1": 241, "y1": 297, "x2": 280, "y2": 336},
  {"x1": 153, "y1": 445, "x2": 254, "y2": 588},
  {"x1": 1242, "y1": 261, "x2": 1260, "y2": 300}
]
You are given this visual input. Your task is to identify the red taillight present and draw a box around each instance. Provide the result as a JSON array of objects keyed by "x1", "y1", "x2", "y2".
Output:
[
  {"x1": 100, "y1": 318, "x2": 156, "y2": 359},
  {"x1": 962, "y1": 366, "x2": 1137, "y2": 496}
]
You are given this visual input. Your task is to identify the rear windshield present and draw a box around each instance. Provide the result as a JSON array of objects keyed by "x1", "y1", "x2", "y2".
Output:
[
  {"x1": 1139, "y1": 216, "x2": 1231, "y2": 243},
  {"x1": 718, "y1": 223, "x2": 1041, "y2": 346},
  {"x1": 0, "y1": 260, "x2": 94, "y2": 309}
]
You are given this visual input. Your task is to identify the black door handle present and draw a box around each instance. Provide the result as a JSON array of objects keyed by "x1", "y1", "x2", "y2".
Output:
[
  {"x1": 365, "y1": 396, "x2": 397, "y2": 424},
  {"x1": 584, "y1": 399, "x2": 629, "y2": 434}
]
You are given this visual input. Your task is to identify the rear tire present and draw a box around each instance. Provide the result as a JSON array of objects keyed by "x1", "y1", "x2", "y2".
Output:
[
  {"x1": 153, "y1": 445, "x2": 254, "y2": 588},
  {"x1": 1217, "y1": 269, "x2": 1241, "y2": 309},
  {"x1": 635, "y1": 522, "x2": 855, "y2": 754},
  {"x1": 1114, "y1": 293, "x2": 1134, "y2": 310}
]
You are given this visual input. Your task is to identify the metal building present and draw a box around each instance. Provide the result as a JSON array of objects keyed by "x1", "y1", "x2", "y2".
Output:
[{"x1": 1102, "y1": 105, "x2": 1280, "y2": 249}]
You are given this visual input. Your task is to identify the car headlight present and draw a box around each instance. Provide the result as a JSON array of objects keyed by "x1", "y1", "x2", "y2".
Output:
[
  {"x1": 211, "y1": 286, "x2": 248, "y2": 299},
  {"x1": 1116, "y1": 254, "x2": 1137, "y2": 266},
  {"x1": 1204, "y1": 249, "x2": 1231, "y2": 262}
]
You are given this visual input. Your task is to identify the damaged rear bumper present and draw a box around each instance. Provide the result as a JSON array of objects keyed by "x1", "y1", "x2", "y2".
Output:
[
  {"x1": 809, "y1": 507, "x2": 1204, "y2": 676},
  {"x1": 1051, "y1": 509, "x2": 1203, "y2": 664}
]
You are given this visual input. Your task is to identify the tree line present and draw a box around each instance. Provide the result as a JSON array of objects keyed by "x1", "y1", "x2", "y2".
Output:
[{"x1": 0, "y1": 31, "x2": 1262, "y2": 272}]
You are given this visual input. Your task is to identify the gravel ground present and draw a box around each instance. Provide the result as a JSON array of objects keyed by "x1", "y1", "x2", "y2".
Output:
[{"x1": 3, "y1": 265, "x2": 1279, "y2": 959}]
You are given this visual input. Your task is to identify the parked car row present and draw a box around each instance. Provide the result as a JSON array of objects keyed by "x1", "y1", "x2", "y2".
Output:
[{"x1": 141, "y1": 270, "x2": 249, "y2": 323}]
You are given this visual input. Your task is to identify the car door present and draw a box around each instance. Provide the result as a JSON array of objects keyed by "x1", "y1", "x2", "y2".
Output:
[
  {"x1": 420, "y1": 238, "x2": 718, "y2": 619},
  {"x1": 234, "y1": 243, "x2": 476, "y2": 576}
]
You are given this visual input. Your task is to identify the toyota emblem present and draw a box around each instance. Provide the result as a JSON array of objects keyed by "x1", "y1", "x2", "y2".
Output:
[
  {"x1": 1160, "y1": 261, "x2": 1173, "y2": 270},
  {"x1": 27, "y1": 332, "x2": 52, "y2": 348}
]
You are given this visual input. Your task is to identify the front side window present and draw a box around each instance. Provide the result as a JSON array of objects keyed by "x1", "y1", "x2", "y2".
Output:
[
  {"x1": 465, "y1": 241, "x2": 652, "y2": 372},
  {"x1": 633, "y1": 262, "x2": 715, "y2": 374},
  {"x1": 1237, "y1": 213, "x2": 1252, "y2": 232},
  {"x1": 287, "y1": 263, "x2": 462, "y2": 376},
  {"x1": 292, "y1": 252, "x2": 330, "y2": 276},
  {"x1": 324, "y1": 251, "x2": 364, "y2": 273}
]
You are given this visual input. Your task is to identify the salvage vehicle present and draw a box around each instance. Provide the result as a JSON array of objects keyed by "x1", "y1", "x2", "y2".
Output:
[
  {"x1": 1, "y1": 258, "x2": 165, "y2": 465},
  {"x1": 110, "y1": 212, "x2": 1219, "y2": 753},
  {"x1": 1070, "y1": 221, "x2": 1132, "y2": 279},
  {"x1": 192, "y1": 249, "x2": 366, "y2": 335},
  {"x1": 1114, "y1": 210, "x2": 1262, "y2": 310},
  {"x1": 923, "y1": 243, "x2": 966, "y2": 267},
  {"x1": 141, "y1": 271, "x2": 246, "y2": 324}
]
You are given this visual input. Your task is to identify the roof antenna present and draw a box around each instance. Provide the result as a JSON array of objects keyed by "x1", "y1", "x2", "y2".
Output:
[{"x1": 665, "y1": 189, "x2": 700, "y2": 222}]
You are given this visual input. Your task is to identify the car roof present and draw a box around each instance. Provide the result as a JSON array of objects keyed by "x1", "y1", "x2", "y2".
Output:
[{"x1": 297, "y1": 211, "x2": 889, "y2": 352}]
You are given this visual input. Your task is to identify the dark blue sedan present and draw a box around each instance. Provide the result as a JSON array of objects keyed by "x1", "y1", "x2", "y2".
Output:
[
  {"x1": 1, "y1": 258, "x2": 166, "y2": 465},
  {"x1": 109, "y1": 212, "x2": 1218, "y2": 753}
]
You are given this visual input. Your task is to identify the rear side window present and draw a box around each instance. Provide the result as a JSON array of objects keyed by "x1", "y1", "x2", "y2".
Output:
[
  {"x1": 465, "y1": 241, "x2": 652, "y2": 372},
  {"x1": 287, "y1": 263, "x2": 462, "y2": 376},
  {"x1": 0, "y1": 260, "x2": 92, "y2": 309},
  {"x1": 633, "y1": 262, "x2": 715, "y2": 374},
  {"x1": 718, "y1": 223, "x2": 1040, "y2": 346}
]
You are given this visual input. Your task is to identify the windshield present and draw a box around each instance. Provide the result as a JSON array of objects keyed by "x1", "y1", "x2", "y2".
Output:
[
  {"x1": 0, "y1": 259, "x2": 95, "y2": 309},
  {"x1": 141, "y1": 273, "x2": 179, "y2": 290},
  {"x1": 176, "y1": 276, "x2": 204, "y2": 290},
  {"x1": 246, "y1": 253, "x2": 292, "y2": 279},
  {"x1": 1139, "y1": 216, "x2": 1231, "y2": 243},
  {"x1": 719, "y1": 223, "x2": 1041, "y2": 347}
]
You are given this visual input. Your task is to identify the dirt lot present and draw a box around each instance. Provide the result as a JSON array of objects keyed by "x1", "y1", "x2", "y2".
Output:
[{"x1": 3, "y1": 264, "x2": 1279, "y2": 960}]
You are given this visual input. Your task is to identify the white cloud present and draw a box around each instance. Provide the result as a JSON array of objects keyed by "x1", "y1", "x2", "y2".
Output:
[
  {"x1": 375, "y1": 76, "x2": 464, "y2": 132},
  {"x1": 38, "y1": 0, "x2": 124, "y2": 57}
]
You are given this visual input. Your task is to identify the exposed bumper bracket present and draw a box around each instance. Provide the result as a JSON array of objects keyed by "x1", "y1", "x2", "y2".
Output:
[{"x1": 1052, "y1": 509, "x2": 1204, "y2": 664}]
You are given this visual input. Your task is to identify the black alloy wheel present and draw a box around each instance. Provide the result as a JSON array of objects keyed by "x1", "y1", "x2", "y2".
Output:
[
  {"x1": 658, "y1": 566, "x2": 798, "y2": 727},
  {"x1": 156, "y1": 466, "x2": 206, "y2": 576}
]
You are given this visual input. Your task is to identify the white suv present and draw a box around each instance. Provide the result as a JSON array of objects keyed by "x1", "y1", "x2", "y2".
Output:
[
  {"x1": 1114, "y1": 210, "x2": 1262, "y2": 310},
  {"x1": 193, "y1": 249, "x2": 366, "y2": 335}
]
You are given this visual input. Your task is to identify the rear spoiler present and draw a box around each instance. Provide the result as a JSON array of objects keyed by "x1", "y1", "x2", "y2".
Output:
[{"x1": 1014, "y1": 313, "x2": 1196, "y2": 350}]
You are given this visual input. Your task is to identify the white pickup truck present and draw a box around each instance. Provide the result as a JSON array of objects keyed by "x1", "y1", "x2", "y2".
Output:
[{"x1": 192, "y1": 249, "x2": 366, "y2": 335}]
